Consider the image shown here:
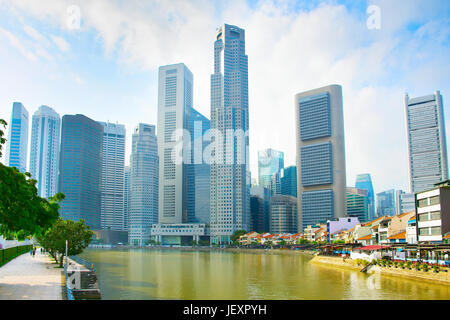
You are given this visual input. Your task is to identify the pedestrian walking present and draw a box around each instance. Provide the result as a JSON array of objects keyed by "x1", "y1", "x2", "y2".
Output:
[
  {"x1": 32, "y1": 247, "x2": 36, "y2": 257},
  {"x1": 30, "y1": 248, "x2": 33, "y2": 256}
]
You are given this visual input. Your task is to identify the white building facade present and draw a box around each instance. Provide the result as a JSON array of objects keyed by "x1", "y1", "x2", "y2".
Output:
[
  {"x1": 98, "y1": 121, "x2": 126, "y2": 231},
  {"x1": 29, "y1": 105, "x2": 60, "y2": 198}
]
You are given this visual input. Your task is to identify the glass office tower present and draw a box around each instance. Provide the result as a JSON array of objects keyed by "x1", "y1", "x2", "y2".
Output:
[
  {"x1": 210, "y1": 24, "x2": 250, "y2": 244},
  {"x1": 29, "y1": 105, "x2": 60, "y2": 198},
  {"x1": 258, "y1": 149, "x2": 284, "y2": 188},
  {"x1": 98, "y1": 121, "x2": 126, "y2": 231},
  {"x1": 295, "y1": 85, "x2": 347, "y2": 231},
  {"x1": 58, "y1": 114, "x2": 103, "y2": 230},
  {"x1": 129, "y1": 124, "x2": 159, "y2": 246},
  {"x1": 346, "y1": 187, "x2": 369, "y2": 223},
  {"x1": 5, "y1": 102, "x2": 29, "y2": 173},
  {"x1": 355, "y1": 173, "x2": 375, "y2": 221},
  {"x1": 404, "y1": 91, "x2": 448, "y2": 193},
  {"x1": 376, "y1": 189, "x2": 396, "y2": 217}
]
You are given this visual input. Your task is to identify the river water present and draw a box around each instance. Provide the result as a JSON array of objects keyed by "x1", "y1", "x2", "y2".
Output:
[{"x1": 80, "y1": 248, "x2": 450, "y2": 300}]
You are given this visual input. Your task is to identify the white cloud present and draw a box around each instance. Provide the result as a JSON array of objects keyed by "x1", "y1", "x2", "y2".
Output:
[{"x1": 51, "y1": 35, "x2": 70, "y2": 52}]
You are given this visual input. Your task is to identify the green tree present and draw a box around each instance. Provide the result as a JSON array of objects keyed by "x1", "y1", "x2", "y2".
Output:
[
  {"x1": 0, "y1": 119, "x2": 63, "y2": 240},
  {"x1": 231, "y1": 229, "x2": 247, "y2": 243},
  {"x1": 37, "y1": 218, "x2": 94, "y2": 267}
]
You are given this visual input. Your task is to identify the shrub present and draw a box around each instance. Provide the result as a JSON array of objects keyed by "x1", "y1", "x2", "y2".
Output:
[
  {"x1": 432, "y1": 265, "x2": 440, "y2": 273},
  {"x1": 414, "y1": 263, "x2": 421, "y2": 271},
  {"x1": 422, "y1": 263, "x2": 429, "y2": 272},
  {"x1": 406, "y1": 261, "x2": 412, "y2": 269}
]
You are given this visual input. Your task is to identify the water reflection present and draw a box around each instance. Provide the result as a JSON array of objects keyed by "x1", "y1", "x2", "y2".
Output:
[{"x1": 80, "y1": 249, "x2": 450, "y2": 300}]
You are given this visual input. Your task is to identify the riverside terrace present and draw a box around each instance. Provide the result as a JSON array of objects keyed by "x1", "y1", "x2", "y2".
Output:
[{"x1": 318, "y1": 243, "x2": 450, "y2": 266}]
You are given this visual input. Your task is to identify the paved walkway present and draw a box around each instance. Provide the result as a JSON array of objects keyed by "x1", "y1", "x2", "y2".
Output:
[{"x1": 0, "y1": 252, "x2": 63, "y2": 300}]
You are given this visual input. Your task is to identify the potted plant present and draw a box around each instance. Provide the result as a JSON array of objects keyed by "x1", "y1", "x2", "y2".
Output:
[
  {"x1": 432, "y1": 264, "x2": 440, "y2": 273},
  {"x1": 406, "y1": 261, "x2": 412, "y2": 270},
  {"x1": 421, "y1": 263, "x2": 429, "y2": 272},
  {"x1": 414, "y1": 263, "x2": 421, "y2": 271}
]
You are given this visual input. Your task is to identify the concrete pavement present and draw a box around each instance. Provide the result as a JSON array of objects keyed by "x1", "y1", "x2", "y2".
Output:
[{"x1": 0, "y1": 251, "x2": 63, "y2": 300}]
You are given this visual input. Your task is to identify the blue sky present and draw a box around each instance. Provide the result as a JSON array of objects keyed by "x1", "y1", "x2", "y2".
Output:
[{"x1": 0, "y1": 0, "x2": 449, "y2": 195}]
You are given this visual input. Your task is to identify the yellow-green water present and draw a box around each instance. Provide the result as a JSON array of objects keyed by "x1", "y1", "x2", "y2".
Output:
[{"x1": 80, "y1": 248, "x2": 450, "y2": 300}]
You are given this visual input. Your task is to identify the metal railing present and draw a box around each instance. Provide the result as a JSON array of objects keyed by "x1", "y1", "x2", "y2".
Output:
[{"x1": 69, "y1": 255, "x2": 95, "y2": 272}]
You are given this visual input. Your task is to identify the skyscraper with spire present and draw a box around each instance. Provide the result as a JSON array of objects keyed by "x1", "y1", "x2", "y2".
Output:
[{"x1": 210, "y1": 24, "x2": 250, "y2": 244}]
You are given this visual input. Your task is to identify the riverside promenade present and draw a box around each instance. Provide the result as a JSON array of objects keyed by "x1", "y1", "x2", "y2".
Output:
[{"x1": 0, "y1": 252, "x2": 63, "y2": 300}]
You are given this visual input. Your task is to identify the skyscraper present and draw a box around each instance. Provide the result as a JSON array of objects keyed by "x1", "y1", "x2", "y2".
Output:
[
  {"x1": 153, "y1": 63, "x2": 210, "y2": 245},
  {"x1": 188, "y1": 107, "x2": 211, "y2": 225},
  {"x1": 129, "y1": 124, "x2": 159, "y2": 246},
  {"x1": 295, "y1": 85, "x2": 347, "y2": 231},
  {"x1": 405, "y1": 91, "x2": 448, "y2": 193},
  {"x1": 270, "y1": 195, "x2": 297, "y2": 234},
  {"x1": 280, "y1": 166, "x2": 297, "y2": 197},
  {"x1": 98, "y1": 121, "x2": 126, "y2": 231},
  {"x1": 29, "y1": 106, "x2": 60, "y2": 198},
  {"x1": 123, "y1": 166, "x2": 130, "y2": 231},
  {"x1": 157, "y1": 63, "x2": 193, "y2": 226},
  {"x1": 376, "y1": 189, "x2": 396, "y2": 217},
  {"x1": 346, "y1": 187, "x2": 369, "y2": 223},
  {"x1": 258, "y1": 149, "x2": 284, "y2": 188},
  {"x1": 355, "y1": 173, "x2": 375, "y2": 221},
  {"x1": 5, "y1": 102, "x2": 28, "y2": 173},
  {"x1": 210, "y1": 24, "x2": 250, "y2": 244},
  {"x1": 58, "y1": 114, "x2": 103, "y2": 230}
]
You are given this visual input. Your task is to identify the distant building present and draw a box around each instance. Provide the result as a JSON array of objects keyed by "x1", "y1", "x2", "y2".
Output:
[
  {"x1": 98, "y1": 121, "x2": 126, "y2": 231},
  {"x1": 376, "y1": 189, "x2": 396, "y2": 217},
  {"x1": 295, "y1": 85, "x2": 347, "y2": 231},
  {"x1": 268, "y1": 170, "x2": 281, "y2": 196},
  {"x1": 258, "y1": 149, "x2": 284, "y2": 188},
  {"x1": 5, "y1": 102, "x2": 28, "y2": 173},
  {"x1": 58, "y1": 114, "x2": 103, "y2": 230},
  {"x1": 29, "y1": 106, "x2": 60, "y2": 198},
  {"x1": 129, "y1": 124, "x2": 159, "y2": 246},
  {"x1": 404, "y1": 91, "x2": 448, "y2": 193},
  {"x1": 250, "y1": 195, "x2": 265, "y2": 233},
  {"x1": 397, "y1": 192, "x2": 416, "y2": 214},
  {"x1": 270, "y1": 195, "x2": 297, "y2": 234},
  {"x1": 355, "y1": 174, "x2": 375, "y2": 221},
  {"x1": 280, "y1": 166, "x2": 297, "y2": 197},
  {"x1": 416, "y1": 180, "x2": 450, "y2": 243},
  {"x1": 250, "y1": 185, "x2": 271, "y2": 232},
  {"x1": 123, "y1": 166, "x2": 131, "y2": 232},
  {"x1": 346, "y1": 187, "x2": 369, "y2": 223}
]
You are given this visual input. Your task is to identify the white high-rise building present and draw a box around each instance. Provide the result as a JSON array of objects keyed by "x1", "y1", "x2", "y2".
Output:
[
  {"x1": 157, "y1": 63, "x2": 193, "y2": 225},
  {"x1": 5, "y1": 102, "x2": 29, "y2": 173},
  {"x1": 153, "y1": 63, "x2": 210, "y2": 245},
  {"x1": 29, "y1": 105, "x2": 60, "y2": 198},
  {"x1": 404, "y1": 91, "x2": 448, "y2": 193},
  {"x1": 129, "y1": 124, "x2": 159, "y2": 246},
  {"x1": 210, "y1": 24, "x2": 250, "y2": 244},
  {"x1": 98, "y1": 121, "x2": 126, "y2": 231}
]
